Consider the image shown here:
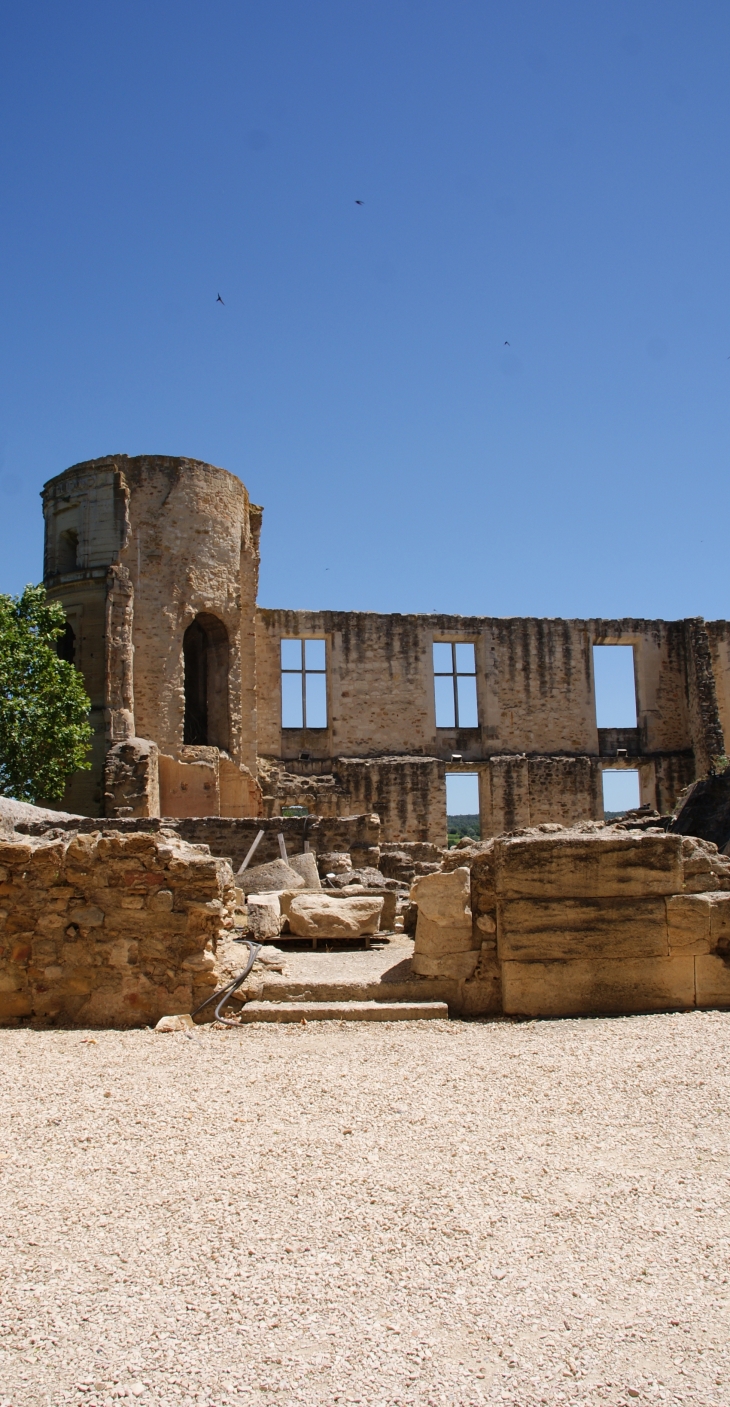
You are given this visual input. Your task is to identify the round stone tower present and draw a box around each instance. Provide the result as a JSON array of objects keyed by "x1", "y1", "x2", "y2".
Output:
[{"x1": 42, "y1": 454, "x2": 262, "y2": 818}]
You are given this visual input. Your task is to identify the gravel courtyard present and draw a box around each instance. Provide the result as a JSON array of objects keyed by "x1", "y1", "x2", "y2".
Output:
[{"x1": 0, "y1": 1011, "x2": 728, "y2": 1407}]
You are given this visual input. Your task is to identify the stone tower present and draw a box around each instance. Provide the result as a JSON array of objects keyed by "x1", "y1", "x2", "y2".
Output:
[{"x1": 42, "y1": 455, "x2": 263, "y2": 818}]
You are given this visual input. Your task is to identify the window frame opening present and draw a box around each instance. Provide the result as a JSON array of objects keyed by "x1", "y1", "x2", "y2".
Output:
[
  {"x1": 183, "y1": 613, "x2": 230, "y2": 750},
  {"x1": 445, "y1": 771, "x2": 481, "y2": 846},
  {"x1": 592, "y1": 644, "x2": 638, "y2": 729},
  {"x1": 433, "y1": 641, "x2": 478, "y2": 729},
  {"x1": 281, "y1": 638, "x2": 328, "y2": 730},
  {"x1": 56, "y1": 620, "x2": 76, "y2": 665},
  {"x1": 601, "y1": 768, "x2": 640, "y2": 820},
  {"x1": 57, "y1": 528, "x2": 79, "y2": 574}
]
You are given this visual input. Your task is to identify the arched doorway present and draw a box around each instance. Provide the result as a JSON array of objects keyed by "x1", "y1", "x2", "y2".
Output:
[{"x1": 183, "y1": 613, "x2": 230, "y2": 749}]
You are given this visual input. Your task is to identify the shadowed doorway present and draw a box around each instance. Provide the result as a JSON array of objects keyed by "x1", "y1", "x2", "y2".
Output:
[{"x1": 183, "y1": 613, "x2": 230, "y2": 749}]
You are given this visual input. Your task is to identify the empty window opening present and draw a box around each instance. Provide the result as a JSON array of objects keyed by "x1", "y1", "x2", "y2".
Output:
[
  {"x1": 602, "y1": 769, "x2": 640, "y2": 819},
  {"x1": 434, "y1": 642, "x2": 478, "y2": 728},
  {"x1": 281, "y1": 639, "x2": 327, "y2": 728},
  {"x1": 183, "y1": 613, "x2": 230, "y2": 749},
  {"x1": 446, "y1": 772, "x2": 480, "y2": 845},
  {"x1": 593, "y1": 645, "x2": 637, "y2": 727},
  {"x1": 56, "y1": 620, "x2": 76, "y2": 665},
  {"x1": 57, "y1": 528, "x2": 79, "y2": 574}
]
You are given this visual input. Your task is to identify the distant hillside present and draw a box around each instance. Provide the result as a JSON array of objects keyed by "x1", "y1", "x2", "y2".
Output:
[{"x1": 447, "y1": 813, "x2": 480, "y2": 847}]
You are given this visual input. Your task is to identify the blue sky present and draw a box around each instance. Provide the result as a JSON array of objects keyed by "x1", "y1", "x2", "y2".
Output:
[{"x1": 1, "y1": 0, "x2": 728, "y2": 627}]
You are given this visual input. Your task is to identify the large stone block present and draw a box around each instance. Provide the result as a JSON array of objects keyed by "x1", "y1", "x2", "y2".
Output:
[
  {"x1": 695, "y1": 953, "x2": 730, "y2": 1008},
  {"x1": 497, "y1": 897, "x2": 669, "y2": 962},
  {"x1": 287, "y1": 893, "x2": 383, "y2": 939},
  {"x1": 495, "y1": 831, "x2": 683, "y2": 899},
  {"x1": 412, "y1": 949, "x2": 479, "y2": 980},
  {"x1": 414, "y1": 912, "x2": 479, "y2": 956},
  {"x1": 238, "y1": 858, "x2": 305, "y2": 895},
  {"x1": 709, "y1": 892, "x2": 730, "y2": 948},
  {"x1": 502, "y1": 955, "x2": 695, "y2": 1017},
  {"x1": 287, "y1": 852, "x2": 321, "y2": 890},
  {"x1": 410, "y1": 867, "x2": 471, "y2": 925},
  {"x1": 666, "y1": 894, "x2": 712, "y2": 954}
]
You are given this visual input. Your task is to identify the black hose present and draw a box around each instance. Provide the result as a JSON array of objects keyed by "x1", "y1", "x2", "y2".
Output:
[{"x1": 190, "y1": 939, "x2": 263, "y2": 1027}]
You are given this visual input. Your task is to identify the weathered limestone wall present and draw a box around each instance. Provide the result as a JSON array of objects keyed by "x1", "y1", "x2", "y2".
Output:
[
  {"x1": 0, "y1": 830, "x2": 236, "y2": 1027},
  {"x1": 441, "y1": 825, "x2": 730, "y2": 1017},
  {"x1": 257, "y1": 609, "x2": 717, "y2": 836},
  {"x1": 706, "y1": 621, "x2": 730, "y2": 760}
]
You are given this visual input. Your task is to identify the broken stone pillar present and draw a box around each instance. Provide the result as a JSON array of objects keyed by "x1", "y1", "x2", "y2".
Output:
[
  {"x1": 410, "y1": 866, "x2": 479, "y2": 979},
  {"x1": 104, "y1": 739, "x2": 160, "y2": 818}
]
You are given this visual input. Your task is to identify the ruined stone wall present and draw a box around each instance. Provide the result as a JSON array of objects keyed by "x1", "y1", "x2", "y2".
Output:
[
  {"x1": 479, "y1": 755, "x2": 602, "y2": 836},
  {"x1": 112, "y1": 456, "x2": 259, "y2": 772},
  {"x1": 257, "y1": 610, "x2": 711, "y2": 766},
  {"x1": 0, "y1": 830, "x2": 235, "y2": 1027},
  {"x1": 12, "y1": 813, "x2": 382, "y2": 874},
  {"x1": 706, "y1": 621, "x2": 730, "y2": 761},
  {"x1": 256, "y1": 609, "x2": 714, "y2": 835},
  {"x1": 44, "y1": 456, "x2": 262, "y2": 818},
  {"x1": 415, "y1": 825, "x2": 730, "y2": 1017}
]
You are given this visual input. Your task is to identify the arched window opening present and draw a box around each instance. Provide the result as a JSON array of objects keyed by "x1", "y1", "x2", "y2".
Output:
[
  {"x1": 57, "y1": 528, "x2": 79, "y2": 573},
  {"x1": 183, "y1": 613, "x2": 230, "y2": 750},
  {"x1": 56, "y1": 620, "x2": 76, "y2": 665}
]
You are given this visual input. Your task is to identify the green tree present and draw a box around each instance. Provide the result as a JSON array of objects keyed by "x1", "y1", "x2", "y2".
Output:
[{"x1": 0, "y1": 585, "x2": 92, "y2": 804}]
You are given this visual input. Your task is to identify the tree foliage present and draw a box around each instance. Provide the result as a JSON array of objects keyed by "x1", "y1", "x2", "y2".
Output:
[{"x1": 0, "y1": 585, "x2": 92, "y2": 804}]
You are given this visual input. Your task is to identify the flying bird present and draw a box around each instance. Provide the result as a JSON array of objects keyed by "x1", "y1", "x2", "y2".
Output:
[
  {"x1": 355, "y1": 199, "x2": 364, "y2": 205},
  {"x1": 504, "y1": 341, "x2": 510, "y2": 346},
  {"x1": 216, "y1": 294, "x2": 224, "y2": 305}
]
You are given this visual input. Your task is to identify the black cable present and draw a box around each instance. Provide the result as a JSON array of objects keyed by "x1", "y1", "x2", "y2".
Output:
[{"x1": 190, "y1": 938, "x2": 263, "y2": 1027}]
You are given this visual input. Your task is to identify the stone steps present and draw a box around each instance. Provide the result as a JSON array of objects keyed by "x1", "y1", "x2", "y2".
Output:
[{"x1": 237, "y1": 999, "x2": 449, "y2": 1023}]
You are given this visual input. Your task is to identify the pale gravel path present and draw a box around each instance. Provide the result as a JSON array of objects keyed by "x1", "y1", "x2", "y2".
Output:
[{"x1": 0, "y1": 1011, "x2": 729, "y2": 1407}]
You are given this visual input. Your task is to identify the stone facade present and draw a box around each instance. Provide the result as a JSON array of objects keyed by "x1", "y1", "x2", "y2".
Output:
[{"x1": 41, "y1": 455, "x2": 730, "y2": 843}]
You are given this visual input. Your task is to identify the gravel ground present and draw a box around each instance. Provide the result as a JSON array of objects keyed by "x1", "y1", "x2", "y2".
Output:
[{"x1": 0, "y1": 1011, "x2": 729, "y2": 1407}]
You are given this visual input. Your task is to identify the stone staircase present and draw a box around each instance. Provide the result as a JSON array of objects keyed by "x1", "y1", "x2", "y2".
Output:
[{"x1": 213, "y1": 933, "x2": 451, "y2": 1024}]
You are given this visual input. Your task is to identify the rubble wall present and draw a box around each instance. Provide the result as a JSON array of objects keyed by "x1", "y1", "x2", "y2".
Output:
[
  {"x1": 0, "y1": 830, "x2": 235, "y2": 1027},
  {"x1": 12, "y1": 813, "x2": 382, "y2": 874}
]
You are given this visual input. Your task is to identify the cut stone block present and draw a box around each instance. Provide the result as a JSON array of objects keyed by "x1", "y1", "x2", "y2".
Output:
[
  {"x1": 246, "y1": 893, "x2": 282, "y2": 940},
  {"x1": 666, "y1": 894, "x2": 712, "y2": 954},
  {"x1": 238, "y1": 858, "x2": 305, "y2": 894},
  {"x1": 287, "y1": 893, "x2": 384, "y2": 939},
  {"x1": 695, "y1": 953, "x2": 730, "y2": 1008},
  {"x1": 502, "y1": 955, "x2": 695, "y2": 1017},
  {"x1": 239, "y1": 999, "x2": 448, "y2": 1022},
  {"x1": 414, "y1": 912, "x2": 479, "y2": 956},
  {"x1": 497, "y1": 897, "x2": 669, "y2": 962},
  {"x1": 412, "y1": 949, "x2": 479, "y2": 980},
  {"x1": 709, "y1": 892, "x2": 730, "y2": 948},
  {"x1": 495, "y1": 831, "x2": 683, "y2": 900},
  {"x1": 410, "y1": 867, "x2": 471, "y2": 925},
  {"x1": 287, "y1": 852, "x2": 321, "y2": 890}
]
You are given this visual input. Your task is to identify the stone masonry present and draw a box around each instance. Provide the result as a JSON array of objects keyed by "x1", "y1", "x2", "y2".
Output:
[
  {"x1": 0, "y1": 829, "x2": 236, "y2": 1027},
  {"x1": 40, "y1": 455, "x2": 730, "y2": 843}
]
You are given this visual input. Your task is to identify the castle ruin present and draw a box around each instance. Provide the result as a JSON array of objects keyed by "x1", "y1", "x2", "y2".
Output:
[{"x1": 43, "y1": 453, "x2": 730, "y2": 841}]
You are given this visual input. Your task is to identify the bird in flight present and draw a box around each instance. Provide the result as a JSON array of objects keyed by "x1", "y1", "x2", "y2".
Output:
[
  {"x1": 355, "y1": 199, "x2": 364, "y2": 205},
  {"x1": 216, "y1": 294, "x2": 224, "y2": 305},
  {"x1": 504, "y1": 340, "x2": 510, "y2": 346}
]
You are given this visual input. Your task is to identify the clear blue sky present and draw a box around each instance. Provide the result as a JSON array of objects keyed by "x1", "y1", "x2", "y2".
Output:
[{"x1": 1, "y1": 1, "x2": 728, "y2": 622}]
